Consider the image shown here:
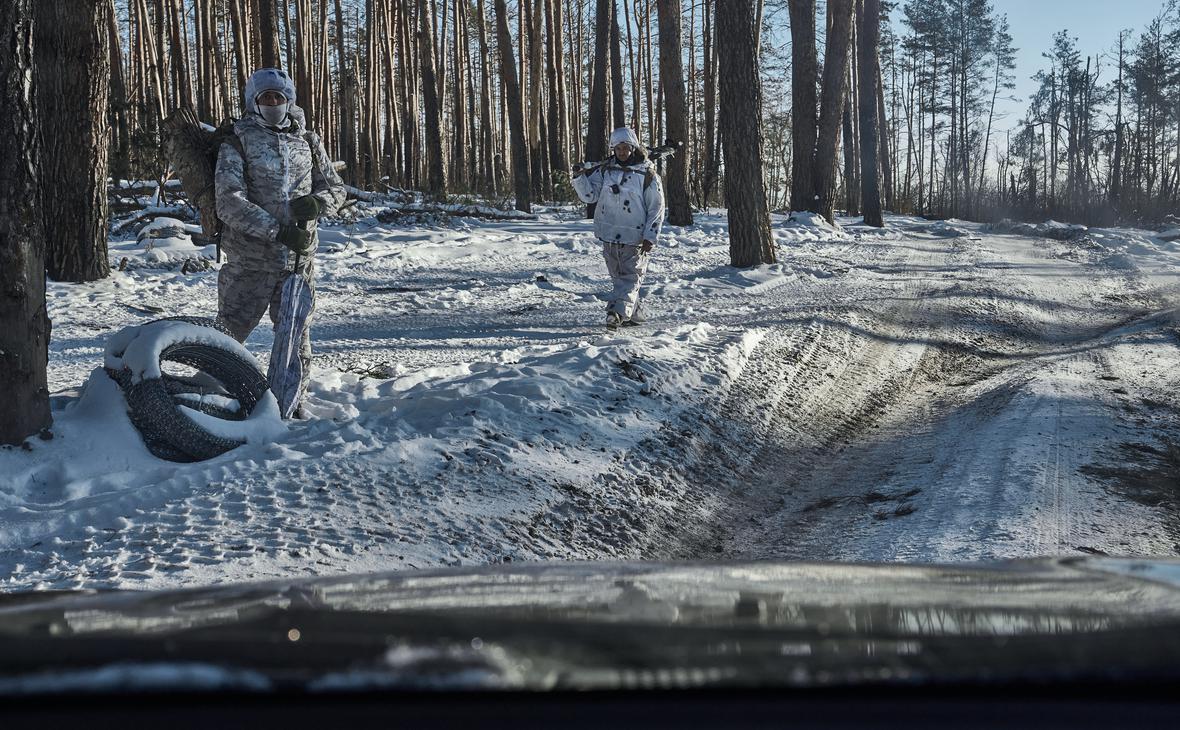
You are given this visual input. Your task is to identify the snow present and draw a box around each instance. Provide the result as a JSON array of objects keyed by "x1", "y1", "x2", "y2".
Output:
[
  {"x1": 3, "y1": 205, "x2": 1180, "y2": 592},
  {"x1": 104, "y1": 319, "x2": 259, "y2": 383}
]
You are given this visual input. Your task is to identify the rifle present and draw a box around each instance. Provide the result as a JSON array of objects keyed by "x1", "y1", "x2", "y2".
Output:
[{"x1": 571, "y1": 139, "x2": 684, "y2": 177}]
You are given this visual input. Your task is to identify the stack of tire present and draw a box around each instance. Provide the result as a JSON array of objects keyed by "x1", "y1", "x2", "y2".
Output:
[{"x1": 104, "y1": 317, "x2": 271, "y2": 463}]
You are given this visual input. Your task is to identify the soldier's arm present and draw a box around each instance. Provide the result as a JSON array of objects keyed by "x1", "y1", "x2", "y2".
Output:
[
  {"x1": 307, "y1": 132, "x2": 347, "y2": 216},
  {"x1": 642, "y1": 174, "x2": 665, "y2": 244},
  {"x1": 215, "y1": 142, "x2": 280, "y2": 240},
  {"x1": 571, "y1": 166, "x2": 603, "y2": 204}
]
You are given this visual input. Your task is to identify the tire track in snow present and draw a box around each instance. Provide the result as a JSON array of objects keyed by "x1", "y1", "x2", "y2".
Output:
[{"x1": 665, "y1": 222, "x2": 1180, "y2": 564}]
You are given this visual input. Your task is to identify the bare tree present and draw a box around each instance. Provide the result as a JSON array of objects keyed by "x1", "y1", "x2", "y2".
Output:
[
  {"x1": 809, "y1": 0, "x2": 853, "y2": 222},
  {"x1": 788, "y1": 0, "x2": 818, "y2": 212},
  {"x1": 0, "y1": 0, "x2": 51, "y2": 444},
  {"x1": 35, "y1": 0, "x2": 112, "y2": 283},
  {"x1": 585, "y1": 0, "x2": 612, "y2": 216},
  {"x1": 493, "y1": 0, "x2": 532, "y2": 211},
  {"x1": 418, "y1": 0, "x2": 447, "y2": 196},
  {"x1": 610, "y1": 0, "x2": 626, "y2": 127},
  {"x1": 656, "y1": 0, "x2": 692, "y2": 225},
  {"x1": 858, "y1": 0, "x2": 882, "y2": 226},
  {"x1": 717, "y1": 0, "x2": 775, "y2": 266},
  {"x1": 255, "y1": 0, "x2": 282, "y2": 68}
]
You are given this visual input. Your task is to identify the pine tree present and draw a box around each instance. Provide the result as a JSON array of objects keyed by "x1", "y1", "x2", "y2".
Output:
[
  {"x1": 717, "y1": 0, "x2": 774, "y2": 266},
  {"x1": 0, "y1": 0, "x2": 51, "y2": 444},
  {"x1": 788, "y1": 0, "x2": 818, "y2": 212},
  {"x1": 810, "y1": 0, "x2": 854, "y2": 222},
  {"x1": 656, "y1": 0, "x2": 692, "y2": 225},
  {"x1": 858, "y1": 0, "x2": 883, "y2": 226},
  {"x1": 35, "y1": 0, "x2": 112, "y2": 283}
]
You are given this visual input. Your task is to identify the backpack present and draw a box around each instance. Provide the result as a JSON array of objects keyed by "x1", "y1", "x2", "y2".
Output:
[
  {"x1": 163, "y1": 107, "x2": 320, "y2": 257},
  {"x1": 163, "y1": 108, "x2": 241, "y2": 250}
]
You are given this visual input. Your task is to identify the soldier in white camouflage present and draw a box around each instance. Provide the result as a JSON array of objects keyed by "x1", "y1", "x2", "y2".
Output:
[{"x1": 214, "y1": 68, "x2": 345, "y2": 412}]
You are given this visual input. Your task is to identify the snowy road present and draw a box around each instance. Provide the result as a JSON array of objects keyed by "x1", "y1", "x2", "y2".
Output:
[{"x1": 3, "y1": 209, "x2": 1180, "y2": 590}]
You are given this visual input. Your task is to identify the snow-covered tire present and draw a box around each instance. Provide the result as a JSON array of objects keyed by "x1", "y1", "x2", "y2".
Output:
[{"x1": 105, "y1": 318, "x2": 270, "y2": 463}]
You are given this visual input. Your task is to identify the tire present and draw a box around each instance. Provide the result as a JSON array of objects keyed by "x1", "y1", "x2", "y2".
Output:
[{"x1": 106, "y1": 318, "x2": 271, "y2": 462}]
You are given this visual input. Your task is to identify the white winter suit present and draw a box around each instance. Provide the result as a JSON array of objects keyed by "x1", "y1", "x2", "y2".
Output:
[{"x1": 572, "y1": 130, "x2": 665, "y2": 321}]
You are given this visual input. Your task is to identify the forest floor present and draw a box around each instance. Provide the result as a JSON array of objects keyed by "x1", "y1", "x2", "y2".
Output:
[{"x1": 3, "y1": 204, "x2": 1180, "y2": 591}]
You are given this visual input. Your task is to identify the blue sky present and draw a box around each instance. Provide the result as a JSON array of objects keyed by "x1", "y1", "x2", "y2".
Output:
[{"x1": 982, "y1": 0, "x2": 1171, "y2": 130}]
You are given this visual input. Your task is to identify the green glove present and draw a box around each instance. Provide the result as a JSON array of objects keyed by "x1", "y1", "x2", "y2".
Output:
[
  {"x1": 289, "y1": 194, "x2": 323, "y2": 222},
  {"x1": 277, "y1": 224, "x2": 314, "y2": 255}
]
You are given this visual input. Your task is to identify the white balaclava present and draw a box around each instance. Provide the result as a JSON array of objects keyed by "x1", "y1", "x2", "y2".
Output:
[{"x1": 244, "y1": 68, "x2": 296, "y2": 127}]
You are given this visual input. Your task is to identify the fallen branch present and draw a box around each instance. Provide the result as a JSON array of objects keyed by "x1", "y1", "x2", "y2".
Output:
[
  {"x1": 111, "y1": 205, "x2": 195, "y2": 235},
  {"x1": 374, "y1": 202, "x2": 538, "y2": 222}
]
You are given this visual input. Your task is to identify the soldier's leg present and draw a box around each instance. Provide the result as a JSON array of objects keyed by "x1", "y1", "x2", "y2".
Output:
[
  {"x1": 614, "y1": 246, "x2": 650, "y2": 320},
  {"x1": 217, "y1": 257, "x2": 279, "y2": 343},
  {"x1": 602, "y1": 242, "x2": 628, "y2": 317}
]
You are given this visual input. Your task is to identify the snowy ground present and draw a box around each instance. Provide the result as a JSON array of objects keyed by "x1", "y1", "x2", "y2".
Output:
[{"x1": 3, "y1": 205, "x2": 1180, "y2": 591}]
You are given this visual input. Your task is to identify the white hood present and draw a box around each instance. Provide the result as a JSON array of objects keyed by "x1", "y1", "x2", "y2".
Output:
[{"x1": 608, "y1": 127, "x2": 641, "y2": 150}]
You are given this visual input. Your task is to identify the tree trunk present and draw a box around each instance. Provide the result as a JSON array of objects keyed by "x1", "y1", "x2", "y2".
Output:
[
  {"x1": 875, "y1": 57, "x2": 894, "y2": 212},
  {"x1": 610, "y1": 0, "x2": 626, "y2": 128},
  {"x1": 809, "y1": 0, "x2": 853, "y2": 222},
  {"x1": 476, "y1": 0, "x2": 496, "y2": 192},
  {"x1": 843, "y1": 85, "x2": 859, "y2": 216},
  {"x1": 255, "y1": 0, "x2": 282, "y2": 68},
  {"x1": 586, "y1": 0, "x2": 612, "y2": 216},
  {"x1": 545, "y1": 0, "x2": 569, "y2": 180},
  {"x1": 788, "y1": 0, "x2": 817, "y2": 212},
  {"x1": 701, "y1": 0, "x2": 720, "y2": 206},
  {"x1": 493, "y1": 0, "x2": 532, "y2": 211},
  {"x1": 35, "y1": 0, "x2": 112, "y2": 283},
  {"x1": 106, "y1": 0, "x2": 132, "y2": 184},
  {"x1": 857, "y1": 0, "x2": 882, "y2": 226},
  {"x1": 0, "y1": 0, "x2": 51, "y2": 444},
  {"x1": 717, "y1": 0, "x2": 774, "y2": 267},
  {"x1": 526, "y1": 0, "x2": 546, "y2": 199},
  {"x1": 1111, "y1": 31, "x2": 1125, "y2": 206},
  {"x1": 417, "y1": 0, "x2": 447, "y2": 196},
  {"x1": 655, "y1": 0, "x2": 692, "y2": 225}
]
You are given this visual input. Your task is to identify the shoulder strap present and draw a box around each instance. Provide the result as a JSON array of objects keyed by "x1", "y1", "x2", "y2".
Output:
[
  {"x1": 643, "y1": 170, "x2": 655, "y2": 191},
  {"x1": 223, "y1": 133, "x2": 245, "y2": 162},
  {"x1": 303, "y1": 130, "x2": 323, "y2": 176}
]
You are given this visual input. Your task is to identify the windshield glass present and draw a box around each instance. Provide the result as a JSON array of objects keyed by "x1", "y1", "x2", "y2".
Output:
[{"x1": 1, "y1": 0, "x2": 1178, "y2": 697}]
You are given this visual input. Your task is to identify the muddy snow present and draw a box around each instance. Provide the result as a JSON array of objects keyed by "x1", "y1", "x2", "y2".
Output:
[{"x1": 3, "y1": 207, "x2": 1180, "y2": 591}]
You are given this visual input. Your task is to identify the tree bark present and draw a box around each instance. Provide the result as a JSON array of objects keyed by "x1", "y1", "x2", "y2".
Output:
[
  {"x1": 809, "y1": 0, "x2": 853, "y2": 222},
  {"x1": 544, "y1": 0, "x2": 568, "y2": 181},
  {"x1": 586, "y1": 0, "x2": 611, "y2": 216},
  {"x1": 656, "y1": 0, "x2": 692, "y2": 225},
  {"x1": 788, "y1": 0, "x2": 817, "y2": 212},
  {"x1": 493, "y1": 0, "x2": 532, "y2": 211},
  {"x1": 255, "y1": 0, "x2": 282, "y2": 68},
  {"x1": 717, "y1": 0, "x2": 774, "y2": 267},
  {"x1": 107, "y1": 0, "x2": 132, "y2": 184},
  {"x1": 35, "y1": 0, "x2": 112, "y2": 283},
  {"x1": 526, "y1": 0, "x2": 546, "y2": 198},
  {"x1": 476, "y1": 0, "x2": 496, "y2": 192},
  {"x1": 0, "y1": 0, "x2": 51, "y2": 444},
  {"x1": 857, "y1": 0, "x2": 882, "y2": 226},
  {"x1": 610, "y1": 0, "x2": 626, "y2": 128},
  {"x1": 417, "y1": 0, "x2": 447, "y2": 196},
  {"x1": 876, "y1": 57, "x2": 894, "y2": 212}
]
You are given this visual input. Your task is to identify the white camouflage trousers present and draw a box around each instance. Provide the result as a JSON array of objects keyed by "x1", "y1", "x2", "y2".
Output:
[{"x1": 601, "y1": 241, "x2": 649, "y2": 320}]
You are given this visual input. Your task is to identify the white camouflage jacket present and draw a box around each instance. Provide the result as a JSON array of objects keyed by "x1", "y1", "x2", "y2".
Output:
[{"x1": 572, "y1": 158, "x2": 665, "y2": 246}]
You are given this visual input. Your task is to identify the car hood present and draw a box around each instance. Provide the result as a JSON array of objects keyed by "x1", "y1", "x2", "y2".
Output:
[{"x1": 1, "y1": 556, "x2": 1179, "y2": 693}]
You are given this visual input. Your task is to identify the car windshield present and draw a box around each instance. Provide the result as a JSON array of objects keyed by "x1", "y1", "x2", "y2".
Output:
[{"x1": 1, "y1": 0, "x2": 1179, "y2": 702}]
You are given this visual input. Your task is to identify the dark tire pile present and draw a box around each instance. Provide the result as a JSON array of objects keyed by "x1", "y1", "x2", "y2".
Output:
[{"x1": 105, "y1": 317, "x2": 271, "y2": 462}]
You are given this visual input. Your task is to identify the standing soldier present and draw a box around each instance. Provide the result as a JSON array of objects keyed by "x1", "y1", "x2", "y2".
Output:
[
  {"x1": 214, "y1": 67, "x2": 345, "y2": 416},
  {"x1": 572, "y1": 127, "x2": 665, "y2": 329}
]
